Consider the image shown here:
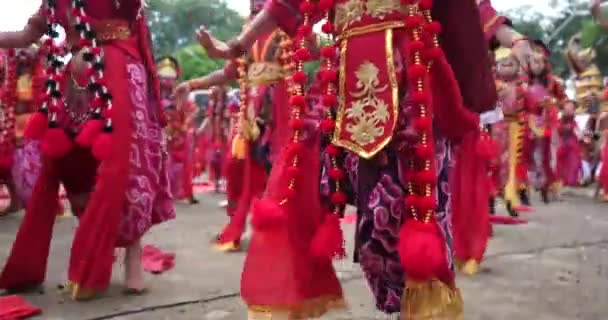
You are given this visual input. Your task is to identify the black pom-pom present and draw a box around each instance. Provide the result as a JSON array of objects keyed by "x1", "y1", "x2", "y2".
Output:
[
  {"x1": 82, "y1": 52, "x2": 94, "y2": 62},
  {"x1": 50, "y1": 90, "x2": 62, "y2": 98},
  {"x1": 87, "y1": 82, "x2": 101, "y2": 93},
  {"x1": 93, "y1": 62, "x2": 104, "y2": 71},
  {"x1": 85, "y1": 30, "x2": 96, "y2": 39},
  {"x1": 75, "y1": 22, "x2": 86, "y2": 32},
  {"x1": 101, "y1": 92, "x2": 112, "y2": 101}
]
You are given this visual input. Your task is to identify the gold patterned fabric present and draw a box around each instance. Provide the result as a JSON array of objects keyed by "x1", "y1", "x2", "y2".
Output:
[{"x1": 334, "y1": 0, "x2": 409, "y2": 33}]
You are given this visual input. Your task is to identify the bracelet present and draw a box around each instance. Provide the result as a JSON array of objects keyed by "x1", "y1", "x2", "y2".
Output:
[{"x1": 512, "y1": 35, "x2": 528, "y2": 47}]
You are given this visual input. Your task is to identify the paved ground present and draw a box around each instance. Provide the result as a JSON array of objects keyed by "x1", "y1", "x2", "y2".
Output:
[{"x1": 1, "y1": 189, "x2": 608, "y2": 320}]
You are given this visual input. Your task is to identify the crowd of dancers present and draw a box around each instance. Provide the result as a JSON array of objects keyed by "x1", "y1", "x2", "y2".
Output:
[{"x1": 0, "y1": 0, "x2": 607, "y2": 319}]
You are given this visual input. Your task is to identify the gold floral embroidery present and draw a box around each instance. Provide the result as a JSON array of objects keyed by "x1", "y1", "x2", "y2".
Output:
[
  {"x1": 335, "y1": 0, "x2": 364, "y2": 31},
  {"x1": 345, "y1": 62, "x2": 390, "y2": 147},
  {"x1": 335, "y1": 0, "x2": 408, "y2": 32}
]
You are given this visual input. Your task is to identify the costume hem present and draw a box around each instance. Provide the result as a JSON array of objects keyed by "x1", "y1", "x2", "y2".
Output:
[{"x1": 247, "y1": 295, "x2": 346, "y2": 319}]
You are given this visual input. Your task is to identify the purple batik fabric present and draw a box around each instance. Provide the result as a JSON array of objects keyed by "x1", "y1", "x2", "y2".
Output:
[
  {"x1": 117, "y1": 63, "x2": 175, "y2": 244},
  {"x1": 11, "y1": 139, "x2": 42, "y2": 206}
]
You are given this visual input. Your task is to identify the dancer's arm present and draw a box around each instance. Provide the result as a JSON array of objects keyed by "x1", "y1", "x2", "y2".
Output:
[
  {"x1": 173, "y1": 65, "x2": 237, "y2": 108},
  {"x1": 0, "y1": 10, "x2": 46, "y2": 48}
]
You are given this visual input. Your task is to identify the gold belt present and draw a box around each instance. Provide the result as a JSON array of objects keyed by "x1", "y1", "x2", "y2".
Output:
[
  {"x1": 334, "y1": 0, "x2": 410, "y2": 34},
  {"x1": 93, "y1": 19, "x2": 131, "y2": 42},
  {"x1": 247, "y1": 62, "x2": 285, "y2": 85}
]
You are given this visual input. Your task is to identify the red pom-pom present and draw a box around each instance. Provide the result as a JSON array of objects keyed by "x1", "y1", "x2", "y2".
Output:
[
  {"x1": 329, "y1": 168, "x2": 346, "y2": 180},
  {"x1": 289, "y1": 118, "x2": 304, "y2": 130},
  {"x1": 251, "y1": 199, "x2": 286, "y2": 231},
  {"x1": 321, "y1": 23, "x2": 334, "y2": 34},
  {"x1": 415, "y1": 144, "x2": 434, "y2": 159},
  {"x1": 543, "y1": 128, "x2": 552, "y2": 138},
  {"x1": 424, "y1": 21, "x2": 442, "y2": 35},
  {"x1": 320, "y1": 46, "x2": 336, "y2": 59},
  {"x1": 408, "y1": 64, "x2": 427, "y2": 80},
  {"x1": 41, "y1": 128, "x2": 73, "y2": 158},
  {"x1": 295, "y1": 48, "x2": 311, "y2": 62},
  {"x1": 310, "y1": 214, "x2": 345, "y2": 259},
  {"x1": 331, "y1": 191, "x2": 347, "y2": 205},
  {"x1": 297, "y1": 24, "x2": 313, "y2": 37},
  {"x1": 398, "y1": 219, "x2": 447, "y2": 282},
  {"x1": 325, "y1": 144, "x2": 340, "y2": 156},
  {"x1": 24, "y1": 112, "x2": 48, "y2": 140},
  {"x1": 318, "y1": 0, "x2": 334, "y2": 10},
  {"x1": 408, "y1": 40, "x2": 425, "y2": 52},
  {"x1": 411, "y1": 90, "x2": 430, "y2": 105},
  {"x1": 292, "y1": 71, "x2": 307, "y2": 84},
  {"x1": 0, "y1": 155, "x2": 14, "y2": 172},
  {"x1": 405, "y1": 15, "x2": 424, "y2": 29},
  {"x1": 417, "y1": 195, "x2": 435, "y2": 212},
  {"x1": 419, "y1": 0, "x2": 433, "y2": 10},
  {"x1": 322, "y1": 94, "x2": 337, "y2": 107},
  {"x1": 287, "y1": 141, "x2": 304, "y2": 159},
  {"x1": 321, "y1": 70, "x2": 337, "y2": 83},
  {"x1": 414, "y1": 169, "x2": 437, "y2": 185},
  {"x1": 404, "y1": 194, "x2": 419, "y2": 208},
  {"x1": 290, "y1": 95, "x2": 306, "y2": 107},
  {"x1": 413, "y1": 116, "x2": 432, "y2": 132},
  {"x1": 424, "y1": 47, "x2": 444, "y2": 61},
  {"x1": 92, "y1": 132, "x2": 112, "y2": 160},
  {"x1": 476, "y1": 137, "x2": 499, "y2": 160},
  {"x1": 102, "y1": 108, "x2": 113, "y2": 119},
  {"x1": 299, "y1": 1, "x2": 315, "y2": 14},
  {"x1": 75, "y1": 119, "x2": 104, "y2": 147},
  {"x1": 320, "y1": 119, "x2": 335, "y2": 132}
]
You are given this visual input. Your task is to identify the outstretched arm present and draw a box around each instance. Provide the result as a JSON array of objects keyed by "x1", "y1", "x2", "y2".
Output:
[
  {"x1": 0, "y1": 9, "x2": 46, "y2": 48},
  {"x1": 174, "y1": 63, "x2": 237, "y2": 107}
]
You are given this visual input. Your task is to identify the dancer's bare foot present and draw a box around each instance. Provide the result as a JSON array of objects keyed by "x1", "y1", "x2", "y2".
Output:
[{"x1": 124, "y1": 241, "x2": 146, "y2": 293}]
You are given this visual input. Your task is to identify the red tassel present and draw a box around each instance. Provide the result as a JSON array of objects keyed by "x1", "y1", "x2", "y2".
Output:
[
  {"x1": 398, "y1": 219, "x2": 447, "y2": 282},
  {"x1": 92, "y1": 132, "x2": 112, "y2": 161},
  {"x1": 41, "y1": 128, "x2": 72, "y2": 158},
  {"x1": 250, "y1": 199, "x2": 286, "y2": 231},
  {"x1": 75, "y1": 119, "x2": 104, "y2": 147},
  {"x1": 24, "y1": 112, "x2": 48, "y2": 140},
  {"x1": 310, "y1": 214, "x2": 345, "y2": 259}
]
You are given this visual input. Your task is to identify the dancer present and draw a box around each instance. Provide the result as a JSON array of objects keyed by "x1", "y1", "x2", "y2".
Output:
[
  {"x1": 524, "y1": 43, "x2": 567, "y2": 203},
  {"x1": 557, "y1": 100, "x2": 583, "y2": 187},
  {"x1": 197, "y1": 0, "x2": 532, "y2": 317},
  {"x1": 491, "y1": 47, "x2": 530, "y2": 215},
  {"x1": 0, "y1": 0, "x2": 174, "y2": 299},
  {"x1": 175, "y1": 0, "x2": 298, "y2": 252},
  {"x1": 158, "y1": 56, "x2": 198, "y2": 204}
]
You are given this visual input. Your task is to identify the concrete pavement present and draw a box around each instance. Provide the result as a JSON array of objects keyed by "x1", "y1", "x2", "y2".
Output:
[{"x1": 1, "y1": 190, "x2": 607, "y2": 319}]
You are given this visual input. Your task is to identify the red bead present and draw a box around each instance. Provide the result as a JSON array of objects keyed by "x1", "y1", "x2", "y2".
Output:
[
  {"x1": 416, "y1": 144, "x2": 434, "y2": 159},
  {"x1": 414, "y1": 169, "x2": 437, "y2": 185},
  {"x1": 295, "y1": 48, "x2": 312, "y2": 62},
  {"x1": 404, "y1": 194, "x2": 419, "y2": 208},
  {"x1": 413, "y1": 116, "x2": 432, "y2": 132},
  {"x1": 424, "y1": 21, "x2": 442, "y2": 35},
  {"x1": 329, "y1": 168, "x2": 345, "y2": 180},
  {"x1": 321, "y1": 70, "x2": 337, "y2": 83},
  {"x1": 286, "y1": 165, "x2": 300, "y2": 180},
  {"x1": 322, "y1": 94, "x2": 337, "y2": 107},
  {"x1": 320, "y1": 119, "x2": 335, "y2": 132},
  {"x1": 321, "y1": 46, "x2": 336, "y2": 59},
  {"x1": 90, "y1": 47, "x2": 101, "y2": 55},
  {"x1": 424, "y1": 47, "x2": 443, "y2": 61},
  {"x1": 326, "y1": 144, "x2": 340, "y2": 156},
  {"x1": 405, "y1": 15, "x2": 423, "y2": 29},
  {"x1": 299, "y1": 1, "x2": 315, "y2": 14},
  {"x1": 321, "y1": 23, "x2": 334, "y2": 34},
  {"x1": 408, "y1": 40, "x2": 425, "y2": 52},
  {"x1": 408, "y1": 64, "x2": 427, "y2": 80},
  {"x1": 289, "y1": 118, "x2": 304, "y2": 130},
  {"x1": 331, "y1": 191, "x2": 347, "y2": 205},
  {"x1": 298, "y1": 24, "x2": 312, "y2": 37},
  {"x1": 79, "y1": 38, "x2": 91, "y2": 47},
  {"x1": 102, "y1": 108, "x2": 113, "y2": 118},
  {"x1": 411, "y1": 91, "x2": 429, "y2": 105},
  {"x1": 292, "y1": 71, "x2": 307, "y2": 84},
  {"x1": 417, "y1": 196, "x2": 435, "y2": 212},
  {"x1": 290, "y1": 95, "x2": 306, "y2": 107}
]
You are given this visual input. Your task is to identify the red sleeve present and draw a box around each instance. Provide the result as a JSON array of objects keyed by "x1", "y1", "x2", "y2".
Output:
[
  {"x1": 265, "y1": 0, "x2": 304, "y2": 37},
  {"x1": 477, "y1": 0, "x2": 509, "y2": 43}
]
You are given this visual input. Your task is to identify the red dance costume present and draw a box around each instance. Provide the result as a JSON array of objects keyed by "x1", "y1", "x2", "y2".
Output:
[
  {"x1": 239, "y1": 0, "x2": 497, "y2": 318},
  {"x1": 0, "y1": 0, "x2": 174, "y2": 299}
]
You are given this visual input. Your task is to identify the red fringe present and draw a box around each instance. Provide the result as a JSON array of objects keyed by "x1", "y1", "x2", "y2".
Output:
[{"x1": 309, "y1": 214, "x2": 345, "y2": 260}]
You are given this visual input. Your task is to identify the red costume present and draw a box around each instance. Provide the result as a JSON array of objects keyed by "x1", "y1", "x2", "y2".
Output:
[
  {"x1": 237, "y1": 0, "x2": 496, "y2": 318},
  {"x1": 0, "y1": 0, "x2": 174, "y2": 299}
]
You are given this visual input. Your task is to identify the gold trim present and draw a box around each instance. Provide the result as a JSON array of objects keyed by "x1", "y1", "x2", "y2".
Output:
[
  {"x1": 335, "y1": 0, "x2": 409, "y2": 33},
  {"x1": 64, "y1": 281, "x2": 100, "y2": 301},
  {"x1": 402, "y1": 280, "x2": 464, "y2": 320},
  {"x1": 247, "y1": 62, "x2": 285, "y2": 85},
  {"x1": 337, "y1": 21, "x2": 405, "y2": 41},
  {"x1": 248, "y1": 295, "x2": 346, "y2": 320},
  {"x1": 333, "y1": 28, "x2": 399, "y2": 159}
]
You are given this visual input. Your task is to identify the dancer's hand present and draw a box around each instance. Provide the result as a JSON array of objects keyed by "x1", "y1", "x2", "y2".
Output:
[
  {"x1": 196, "y1": 26, "x2": 234, "y2": 60},
  {"x1": 173, "y1": 82, "x2": 191, "y2": 108},
  {"x1": 511, "y1": 38, "x2": 533, "y2": 71}
]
